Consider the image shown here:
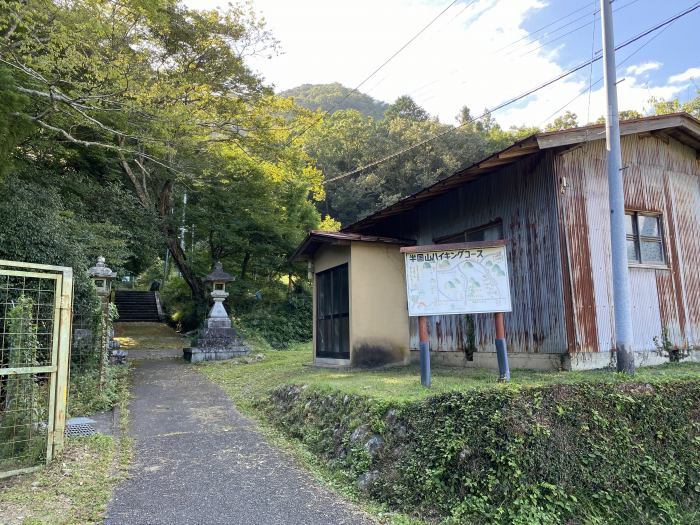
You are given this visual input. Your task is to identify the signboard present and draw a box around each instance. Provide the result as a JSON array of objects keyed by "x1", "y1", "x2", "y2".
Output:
[{"x1": 402, "y1": 242, "x2": 512, "y2": 317}]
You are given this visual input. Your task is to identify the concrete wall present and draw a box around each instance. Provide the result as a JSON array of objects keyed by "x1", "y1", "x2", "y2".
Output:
[
  {"x1": 312, "y1": 245, "x2": 350, "y2": 365},
  {"x1": 348, "y1": 242, "x2": 410, "y2": 368}
]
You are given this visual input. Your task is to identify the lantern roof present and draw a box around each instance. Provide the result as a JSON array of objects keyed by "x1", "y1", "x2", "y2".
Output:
[
  {"x1": 88, "y1": 256, "x2": 117, "y2": 279},
  {"x1": 205, "y1": 261, "x2": 234, "y2": 283}
]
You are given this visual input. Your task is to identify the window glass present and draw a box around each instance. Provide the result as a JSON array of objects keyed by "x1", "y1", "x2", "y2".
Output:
[
  {"x1": 639, "y1": 215, "x2": 660, "y2": 237},
  {"x1": 626, "y1": 212, "x2": 664, "y2": 265},
  {"x1": 626, "y1": 239, "x2": 639, "y2": 262},
  {"x1": 640, "y1": 241, "x2": 664, "y2": 263},
  {"x1": 438, "y1": 221, "x2": 503, "y2": 244}
]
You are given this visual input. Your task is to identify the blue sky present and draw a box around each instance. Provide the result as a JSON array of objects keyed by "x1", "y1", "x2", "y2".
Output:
[{"x1": 190, "y1": 0, "x2": 700, "y2": 127}]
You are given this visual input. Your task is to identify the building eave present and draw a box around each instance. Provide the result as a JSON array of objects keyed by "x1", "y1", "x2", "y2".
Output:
[{"x1": 290, "y1": 231, "x2": 416, "y2": 262}]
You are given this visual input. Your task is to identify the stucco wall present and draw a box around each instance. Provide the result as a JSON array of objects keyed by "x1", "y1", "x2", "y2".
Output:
[{"x1": 348, "y1": 242, "x2": 410, "y2": 367}]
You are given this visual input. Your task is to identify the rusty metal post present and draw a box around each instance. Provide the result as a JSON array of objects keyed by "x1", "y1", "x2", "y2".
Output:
[
  {"x1": 494, "y1": 312, "x2": 510, "y2": 381},
  {"x1": 418, "y1": 316, "x2": 431, "y2": 387}
]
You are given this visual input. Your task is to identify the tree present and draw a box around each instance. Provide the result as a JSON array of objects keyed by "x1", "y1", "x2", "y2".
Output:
[
  {"x1": 384, "y1": 95, "x2": 430, "y2": 122},
  {"x1": 545, "y1": 111, "x2": 578, "y2": 131},
  {"x1": 280, "y1": 83, "x2": 388, "y2": 120},
  {"x1": 1, "y1": 0, "x2": 319, "y2": 307}
]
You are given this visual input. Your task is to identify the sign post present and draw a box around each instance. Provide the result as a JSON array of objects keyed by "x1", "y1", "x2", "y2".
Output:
[
  {"x1": 401, "y1": 241, "x2": 512, "y2": 386},
  {"x1": 418, "y1": 316, "x2": 431, "y2": 387}
]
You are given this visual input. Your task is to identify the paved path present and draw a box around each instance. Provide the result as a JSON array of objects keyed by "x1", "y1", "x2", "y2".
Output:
[{"x1": 106, "y1": 330, "x2": 373, "y2": 525}]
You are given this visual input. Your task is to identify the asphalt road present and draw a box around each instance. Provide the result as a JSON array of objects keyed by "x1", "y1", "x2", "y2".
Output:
[{"x1": 106, "y1": 357, "x2": 373, "y2": 525}]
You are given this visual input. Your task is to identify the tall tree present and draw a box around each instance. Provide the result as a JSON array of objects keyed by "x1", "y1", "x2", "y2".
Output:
[{"x1": 1, "y1": 0, "x2": 319, "y2": 306}]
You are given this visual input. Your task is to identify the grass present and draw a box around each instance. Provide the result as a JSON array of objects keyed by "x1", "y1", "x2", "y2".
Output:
[
  {"x1": 200, "y1": 341, "x2": 700, "y2": 405},
  {"x1": 0, "y1": 366, "x2": 132, "y2": 525},
  {"x1": 200, "y1": 342, "x2": 700, "y2": 524}
]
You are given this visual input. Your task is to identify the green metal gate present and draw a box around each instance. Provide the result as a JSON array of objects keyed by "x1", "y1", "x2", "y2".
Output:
[{"x1": 0, "y1": 260, "x2": 73, "y2": 479}]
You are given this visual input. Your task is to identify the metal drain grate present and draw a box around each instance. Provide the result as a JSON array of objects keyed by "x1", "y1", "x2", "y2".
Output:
[{"x1": 65, "y1": 417, "x2": 97, "y2": 437}]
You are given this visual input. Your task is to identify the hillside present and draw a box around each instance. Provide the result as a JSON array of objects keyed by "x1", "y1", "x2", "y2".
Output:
[{"x1": 279, "y1": 83, "x2": 388, "y2": 119}]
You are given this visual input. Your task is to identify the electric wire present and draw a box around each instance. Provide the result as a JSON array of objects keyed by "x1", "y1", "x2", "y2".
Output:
[
  {"x1": 324, "y1": 2, "x2": 700, "y2": 185},
  {"x1": 539, "y1": 21, "x2": 675, "y2": 128},
  {"x1": 282, "y1": 0, "x2": 462, "y2": 148}
]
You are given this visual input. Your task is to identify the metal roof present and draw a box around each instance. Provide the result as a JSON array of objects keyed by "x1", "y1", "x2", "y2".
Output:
[
  {"x1": 291, "y1": 230, "x2": 416, "y2": 261},
  {"x1": 343, "y1": 113, "x2": 700, "y2": 233}
]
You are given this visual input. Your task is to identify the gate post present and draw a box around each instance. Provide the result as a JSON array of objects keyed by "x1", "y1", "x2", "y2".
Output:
[{"x1": 52, "y1": 267, "x2": 73, "y2": 457}]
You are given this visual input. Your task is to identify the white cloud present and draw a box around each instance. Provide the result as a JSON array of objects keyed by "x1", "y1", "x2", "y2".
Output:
[
  {"x1": 185, "y1": 0, "x2": 694, "y2": 129},
  {"x1": 625, "y1": 61, "x2": 661, "y2": 76},
  {"x1": 668, "y1": 67, "x2": 700, "y2": 84}
]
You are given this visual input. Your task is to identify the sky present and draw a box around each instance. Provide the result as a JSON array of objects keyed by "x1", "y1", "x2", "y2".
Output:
[{"x1": 188, "y1": 0, "x2": 700, "y2": 128}]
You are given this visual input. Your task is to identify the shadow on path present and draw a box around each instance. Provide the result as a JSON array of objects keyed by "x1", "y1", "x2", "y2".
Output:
[{"x1": 106, "y1": 324, "x2": 372, "y2": 525}]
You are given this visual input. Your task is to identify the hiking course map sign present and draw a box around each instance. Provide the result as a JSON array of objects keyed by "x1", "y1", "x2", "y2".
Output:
[{"x1": 403, "y1": 243, "x2": 512, "y2": 317}]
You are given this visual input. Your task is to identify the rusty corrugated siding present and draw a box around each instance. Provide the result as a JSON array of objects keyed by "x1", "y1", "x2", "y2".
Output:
[
  {"x1": 557, "y1": 133, "x2": 700, "y2": 352},
  {"x1": 399, "y1": 151, "x2": 567, "y2": 354}
]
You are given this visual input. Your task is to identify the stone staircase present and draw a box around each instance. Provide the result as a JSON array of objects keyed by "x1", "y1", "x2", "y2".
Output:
[{"x1": 114, "y1": 290, "x2": 161, "y2": 322}]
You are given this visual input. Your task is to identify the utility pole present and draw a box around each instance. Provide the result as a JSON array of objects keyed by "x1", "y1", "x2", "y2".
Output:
[{"x1": 600, "y1": 0, "x2": 635, "y2": 374}]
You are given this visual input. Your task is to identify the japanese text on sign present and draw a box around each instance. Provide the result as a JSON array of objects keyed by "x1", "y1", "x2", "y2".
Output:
[{"x1": 404, "y1": 245, "x2": 512, "y2": 316}]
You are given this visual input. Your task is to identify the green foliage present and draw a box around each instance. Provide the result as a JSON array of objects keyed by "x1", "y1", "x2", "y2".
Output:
[
  {"x1": 545, "y1": 110, "x2": 578, "y2": 131},
  {"x1": 281, "y1": 83, "x2": 389, "y2": 120},
  {"x1": 304, "y1": 98, "x2": 527, "y2": 226},
  {"x1": 0, "y1": 66, "x2": 30, "y2": 174},
  {"x1": 0, "y1": 296, "x2": 47, "y2": 468},
  {"x1": 653, "y1": 328, "x2": 689, "y2": 363},
  {"x1": 68, "y1": 363, "x2": 130, "y2": 417},
  {"x1": 265, "y1": 378, "x2": 700, "y2": 524},
  {"x1": 237, "y1": 292, "x2": 312, "y2": 349}
]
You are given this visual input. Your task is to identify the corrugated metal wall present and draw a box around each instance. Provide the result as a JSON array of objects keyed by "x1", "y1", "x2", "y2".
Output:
[
  {"x1": 391, "y1": 152, "x2": 568, "y2": 354},
  {"x1": 556, "y1": 134, "x2": 700, "y2": 351}
]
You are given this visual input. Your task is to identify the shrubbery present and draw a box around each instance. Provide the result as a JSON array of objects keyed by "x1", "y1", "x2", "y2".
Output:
[
  {"x1": 266, "y1": 379, "x2": 700, "y2": 524},
  {"x1": 237, "y1": 292, "x2": 312, "y2": 349}
]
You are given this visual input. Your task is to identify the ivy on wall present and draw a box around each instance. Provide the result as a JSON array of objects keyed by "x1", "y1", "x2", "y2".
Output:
[{"x1": 266, "y1": 381, "x2": 700, "y2": 524}]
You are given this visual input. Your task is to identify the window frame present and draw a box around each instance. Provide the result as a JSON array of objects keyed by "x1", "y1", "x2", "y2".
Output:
[
  {"x1": 625, "y1": 211, "x2": 666, "y2": 268},
  {"x1": 434, "y1": 219, "x2": 504, "y2": 244}
]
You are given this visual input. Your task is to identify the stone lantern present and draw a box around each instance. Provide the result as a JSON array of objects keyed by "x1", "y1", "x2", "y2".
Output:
[
  {"x1": 88, "y1": 256, "x2": 117, "y2": 299},
  {"x1": 183, "y1": 262, "x2": 249, "y2": 363},
  {"x1": 204, "y1": 261, "x2": 234, "y2": 329}
]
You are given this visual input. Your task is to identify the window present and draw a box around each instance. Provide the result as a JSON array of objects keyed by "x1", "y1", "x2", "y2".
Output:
[
  {"x1": 626, "y1": 212, "x2": 665, "y2": 265},
  {"x1": 436, "y1": 220, "x2": 503, "y2": 244},
  {"x1": 316, "y1": 264, "x2": 349, "y2": 359}
]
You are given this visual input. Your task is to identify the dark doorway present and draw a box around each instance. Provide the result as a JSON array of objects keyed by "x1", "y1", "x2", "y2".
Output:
[{"x1": 316, "y1": 264, "x2": 350, "y2": 359}]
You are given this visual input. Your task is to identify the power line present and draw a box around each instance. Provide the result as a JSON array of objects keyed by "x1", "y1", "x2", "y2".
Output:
[
  {"x1": 324, "y1": 2, "x2": 700, "y2": 185},
  {"x1": 540, "y1": 20, "x2": 675, "y2": 128},
  {"x1": 516, "y1": 0, "x2": 640, "y2": 59},
  {"x1": 282, "y1": 0, "x2": 462, "y2": 147},
  {"x1": 409, "y1": 0, "x2": 637, "y2": 110},
  {"x1": 494, "y1": 2, "x2": 592, "y2": 54}
]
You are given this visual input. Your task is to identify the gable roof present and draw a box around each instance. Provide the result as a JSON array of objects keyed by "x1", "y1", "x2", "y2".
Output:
[
  {"x1": 344, "y1": 112, "x2": 700, "y2": 233},
  {"x1": 291, "y1": 230, "x2": 416, "y2": 261}
]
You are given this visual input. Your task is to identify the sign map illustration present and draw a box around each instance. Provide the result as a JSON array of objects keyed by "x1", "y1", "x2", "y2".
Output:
[{"x1": 404, "y1": 245, "x2": 512, "y2": 316}]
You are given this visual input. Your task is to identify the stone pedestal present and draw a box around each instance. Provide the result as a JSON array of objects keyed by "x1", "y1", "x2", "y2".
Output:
[
  {"x1": 183, "y1": 325, "x2": 249, "y2": 363},
  {"x1": 183, "y1": 262, "x2": 249, "y2": 363}
]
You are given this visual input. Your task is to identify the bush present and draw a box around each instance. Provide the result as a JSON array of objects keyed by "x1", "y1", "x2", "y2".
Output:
[
  {"x1": 265, "y1": 379, "x2": 700, "y2": 524},
  {"x1": 238, "y1": 292, "x2": 312, "y2": 349}
]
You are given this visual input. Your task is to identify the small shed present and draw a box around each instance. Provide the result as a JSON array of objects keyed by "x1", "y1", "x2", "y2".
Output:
[
  {"x1": 294, "y1": 113, "x2": 700, "y2": 371},
  {"x1": 292, "y1": 231, "x2": 415, "y2": 367}
]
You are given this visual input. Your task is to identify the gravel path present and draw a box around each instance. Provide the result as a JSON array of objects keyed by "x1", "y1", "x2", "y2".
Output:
[{"x1": 106, "y1": 335, "x2": 373, "y2": 525}]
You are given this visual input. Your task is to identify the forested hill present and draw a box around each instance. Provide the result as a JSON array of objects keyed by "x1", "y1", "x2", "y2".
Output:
[{"x1": 279, "y1": 83, "x2": 389, "y2": 119}]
